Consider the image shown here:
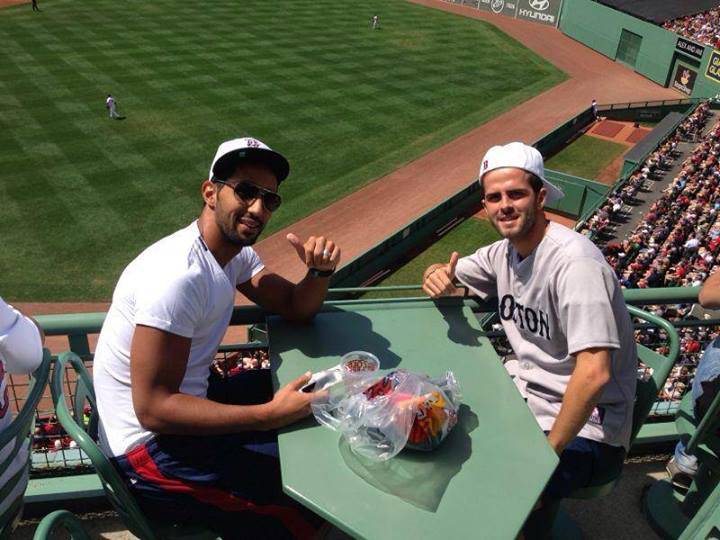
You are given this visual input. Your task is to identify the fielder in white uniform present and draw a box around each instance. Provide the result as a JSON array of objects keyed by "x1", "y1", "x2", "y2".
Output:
[
  {"x1": 423, "y1": 142, "x2": 637, "y2": 517},
  {"x1": 106, "y1": 94, "x2": 120, "y2": 119}
]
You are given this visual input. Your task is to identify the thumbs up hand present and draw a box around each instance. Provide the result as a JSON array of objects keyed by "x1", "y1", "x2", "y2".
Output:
[
  {"x1": 287, "y1": 233, "x2": 341, "y2": 272},
  {"x1": 422, "y1": 252, "x2": 460, "y2": 299}
]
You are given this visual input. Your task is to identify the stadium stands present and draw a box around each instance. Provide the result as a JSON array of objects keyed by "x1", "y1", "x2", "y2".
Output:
[
  {"x1": 663, "y1": 8, "x2": 720, "y2": 48},
  {"x1": 579, "y1": 101, "x2": 720, "y2": 407}
]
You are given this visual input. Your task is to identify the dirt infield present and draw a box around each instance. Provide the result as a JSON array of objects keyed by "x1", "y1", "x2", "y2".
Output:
[
  {"x1": 593, "y1": 121, "x2": 626, "y2": 138},
  {"x1": 15, "y1": 0, "x2": 679, "y2": 324},
  {"x1": 585, "y1": 119, "x2": 653, "y2": 183},
  {"x1": 0, "y1": 0, "x2": 30, "y2": 8}
]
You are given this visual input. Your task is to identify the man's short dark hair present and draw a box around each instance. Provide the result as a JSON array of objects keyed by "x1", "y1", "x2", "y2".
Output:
[{"x1": 479, "y1": 171, "x2": 544, "y2": 200}]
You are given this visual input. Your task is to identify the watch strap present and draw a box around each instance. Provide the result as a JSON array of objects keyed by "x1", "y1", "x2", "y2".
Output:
[{"x1": 309, "y1": 267, "x2": 335, "y2": 278}]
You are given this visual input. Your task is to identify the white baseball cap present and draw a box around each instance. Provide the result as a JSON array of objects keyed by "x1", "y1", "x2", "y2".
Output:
[
  {"x1": 209, "y1": 137, "x2": 290, "y2": 183},
  {"x1": 479, "y1": 142, "x2": 564, "y2": 204}
]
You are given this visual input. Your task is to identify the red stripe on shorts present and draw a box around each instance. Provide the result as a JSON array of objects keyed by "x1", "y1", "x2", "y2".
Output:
[{"x1": 126, "y1": 443, "x2": 316, "y2": 540}]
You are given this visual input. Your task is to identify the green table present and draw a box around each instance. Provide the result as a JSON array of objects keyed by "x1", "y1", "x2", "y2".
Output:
[{"x1": 269, "y1": 299, "x2": 558, "y2": 539}]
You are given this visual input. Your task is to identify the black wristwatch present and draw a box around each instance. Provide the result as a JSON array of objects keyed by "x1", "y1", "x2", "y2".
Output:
[{"x1": 309, "y1": 267, "x2": 335, "y2": 278}]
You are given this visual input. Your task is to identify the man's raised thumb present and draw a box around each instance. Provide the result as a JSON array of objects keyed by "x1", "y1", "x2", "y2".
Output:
[
  {"x1": 286, "y1": 233, "x2": 304, "y2": 259},
  {"x1": 448, "y1": 251, "x2": 459, "y2": 277}
]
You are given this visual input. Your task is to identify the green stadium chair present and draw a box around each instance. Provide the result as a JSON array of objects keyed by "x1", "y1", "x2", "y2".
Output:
[
  {"x1": 0, "y1": 349, "x2": 51, "y2": 540},
  {"x1": 679, "y1": 480, "x2": 720, "y2": 540},
  {"x1": 51, "y1": 351, "x2": 219, "y2": 540},
  {"x1": 645, "y1": 378, "x2": 720, "y2": 539},
  {"x1": 551, "y1": 305, "x2": 680, "y2": 538},
  {"x1": 32, "y1": 510, "x2": 90, "y2": 540}
]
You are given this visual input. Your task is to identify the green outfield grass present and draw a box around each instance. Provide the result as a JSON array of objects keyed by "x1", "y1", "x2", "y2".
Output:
[
  {"x1": 0, "y1": 0, "x2": 565, "y2": 300},
  {"x1": 544, "y1": 135, "x2": 626, "y2": 180},
  {"x1": 362, "y1": 217, "x2": 500, "y2": 298}
]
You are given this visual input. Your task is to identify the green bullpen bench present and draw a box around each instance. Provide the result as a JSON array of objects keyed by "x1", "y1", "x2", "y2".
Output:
[
  {"x1": 0, "y1": 349, "x2": 52, "y2": 540},
  {"x1": 51, "y1": 351, "x2": 219, "y2": 540},
  {"x1": 645, "y1": 367, "x2": 720, "y2": 539},
  {"x1": 551, "y1": 305, "x2": 681, "y2": 538}
]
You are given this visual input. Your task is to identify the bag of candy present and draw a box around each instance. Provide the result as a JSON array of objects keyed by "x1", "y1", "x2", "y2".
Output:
[{"x1": 311, "y1": 367, "x2": 461, "y2": 461}]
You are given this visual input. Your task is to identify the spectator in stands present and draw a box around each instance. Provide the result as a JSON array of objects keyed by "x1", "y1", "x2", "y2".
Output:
[
  {"x1": 93, "y1": 137, "x2": 342, "y2": 539},
  {"x1": 0, "y1": 296, "x2": 44, "y2": 528},
  {"x1": 667, "y1": 270, "x2": 720, "y2": 490},
  {"x1": 664, "y1": 9, "x2": 720, "y2": 49},
  {"x1": 421, "y1": 142, "x2": 637, "y2": 535}
]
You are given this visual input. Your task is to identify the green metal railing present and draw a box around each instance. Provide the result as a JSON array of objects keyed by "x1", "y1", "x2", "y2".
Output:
[
  {"x1": 15, "y1": 285, "x2": 704, "y2": 502},
  {"x1": 598, "y1": 98, "x2": 701, "y2": 111}
]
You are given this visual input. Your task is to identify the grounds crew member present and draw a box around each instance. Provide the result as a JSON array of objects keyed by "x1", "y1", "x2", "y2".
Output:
[
  {"x1": 94, "y1": 137, "x2": 340, "y2": 539},
  {"x1": 422, "y1": 142, "x2": 637, "y2": 531}
]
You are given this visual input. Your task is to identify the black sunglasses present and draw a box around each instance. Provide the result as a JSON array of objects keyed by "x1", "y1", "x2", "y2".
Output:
[{"x1": 213, "y1": 178, "x2": 282, "y2": 212}]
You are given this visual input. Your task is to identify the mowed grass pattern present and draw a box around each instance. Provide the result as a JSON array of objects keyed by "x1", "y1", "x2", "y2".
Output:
[{"x1": 0, "y1": 0, "x2": 565, "y2": 300}]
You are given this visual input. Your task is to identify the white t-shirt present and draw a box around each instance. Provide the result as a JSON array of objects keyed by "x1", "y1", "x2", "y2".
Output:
[
  {"x1": 93, "y1": 221, "x2": 264, "y2": 457},
  {"x1": 0, "y1": 296, "x2": 43, "y2": 517},
  {"x1": 455, "y1": 222, "x2": 637, "y2": 450}
]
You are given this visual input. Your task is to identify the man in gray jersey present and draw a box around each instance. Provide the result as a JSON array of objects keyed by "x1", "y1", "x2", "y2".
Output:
[{"x1": 422, "y1": 142, "x2": 637, "y2": 510}]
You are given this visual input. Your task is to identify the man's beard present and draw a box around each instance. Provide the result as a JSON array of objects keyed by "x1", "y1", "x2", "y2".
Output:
[
  {"x1": 217, "y1": 214, "x2": 264, "y2": 246},
  {"x1": 492, "y1": 204, "x2": 536, "y2": 240}
]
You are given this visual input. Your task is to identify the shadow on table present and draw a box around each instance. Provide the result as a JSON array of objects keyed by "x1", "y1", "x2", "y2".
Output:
[
  {"x1": 337, "y1": 404, "x2": 478, "y2": 512},
  {"x1": 436, "y1": 303, "x2": 487, "y2": 348},
  {"x1": 269, "y1": 310, "x2": 403, "y2": 372}
]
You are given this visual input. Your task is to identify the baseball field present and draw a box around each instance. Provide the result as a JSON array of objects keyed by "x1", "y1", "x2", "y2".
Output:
[{"x1": 0, "y1": 0, "x2": 565, "y2": 300}]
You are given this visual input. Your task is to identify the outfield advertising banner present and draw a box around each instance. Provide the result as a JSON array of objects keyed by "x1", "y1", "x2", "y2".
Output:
[
  {"x1": 477, "y1": 0, "x2": 518, "y2": 18},
  {"x1": 676, "y1": 37, "x2": 704, "y2": 60},
  {"x1": 515, "y1": 0, "x2": 563, "y2": 26},
  {"x1": 672, "y1": 65, "x2": 697, "y2": 96},
  {"x1": 706, "y1": 50, "x2": 720, "y2": 84}
]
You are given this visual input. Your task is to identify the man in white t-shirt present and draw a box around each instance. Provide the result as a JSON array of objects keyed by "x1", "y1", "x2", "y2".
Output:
[
  {"x1": 93, "y1": 137, "x2": 341, "y2": 539},
  {"x1": 422, "y1": 142, "x2": 637, "y2": 533},
  {"x1": 0, "y1": 297, "x2": 44, "y2": 525}
]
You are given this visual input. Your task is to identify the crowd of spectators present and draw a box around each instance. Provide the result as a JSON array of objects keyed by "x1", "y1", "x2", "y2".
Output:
[
  {"x1": 210, "y1": 348, "x2": 270, "y2": 378},
  {"x1": 663, "y1": 8, "x2": 720, "y2": 49},
  {"x1": 602, "y1": 103, "x2": 715, "y2": 290},
  {"x1": 576, "y1": 102, "x2": 719, "y2": 408},
  {"x1": 579, "y1": 103, "x2": 711, "y2": 243},
  {"x1": 636, "y1": 322, "x2": 715, "y2": 404}
]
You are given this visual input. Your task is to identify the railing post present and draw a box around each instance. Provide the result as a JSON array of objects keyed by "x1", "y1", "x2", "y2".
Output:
[{"x1": 68, "y1": 334, "x2": 91, "y2": 357}]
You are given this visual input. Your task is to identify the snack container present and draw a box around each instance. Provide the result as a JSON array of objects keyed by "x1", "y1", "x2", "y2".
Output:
[{"x1": 340, "y1": 351, "x2": 380, "y2": 374}]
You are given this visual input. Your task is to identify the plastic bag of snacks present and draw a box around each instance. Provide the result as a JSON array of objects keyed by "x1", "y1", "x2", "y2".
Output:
[{"x1": 311, "y1": 363, "x2": 461, "y2": 461}]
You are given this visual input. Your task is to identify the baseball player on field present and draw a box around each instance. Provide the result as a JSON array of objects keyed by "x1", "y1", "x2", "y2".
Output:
[
  {"x1": 106, "y1": 94, "x2": 121, "y2": 119},
  {"x1": 422, "y1": 142, "x2": 637, "y2": 531}
]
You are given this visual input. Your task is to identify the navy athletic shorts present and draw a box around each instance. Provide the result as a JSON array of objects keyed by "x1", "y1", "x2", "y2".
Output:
[{"x1": 110, "y1": 370, "x2": 320, "y2": 540}]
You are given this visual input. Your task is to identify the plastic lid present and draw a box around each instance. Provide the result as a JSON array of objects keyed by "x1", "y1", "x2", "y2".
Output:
[{"x1": 340, "y1": 351, "x2": 380, "y2": 373}]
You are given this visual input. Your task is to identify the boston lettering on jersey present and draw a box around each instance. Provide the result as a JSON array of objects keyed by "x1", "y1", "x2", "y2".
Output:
[{"x1": 499, "y1": 294, "x2": 551, "y2": 339}]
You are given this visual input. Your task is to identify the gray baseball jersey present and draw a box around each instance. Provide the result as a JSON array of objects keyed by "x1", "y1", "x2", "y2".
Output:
[{"x1": 455, "y1": 222, "x2": 637, "y2": 450}]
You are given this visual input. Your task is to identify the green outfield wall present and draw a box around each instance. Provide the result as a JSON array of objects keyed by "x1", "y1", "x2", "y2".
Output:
[
  {"x1": 559, "y1": 0, "x2": 720, "y2": 99},
  {"x1": 444, "y1": 0, "x2": 565, "y2": 27}
]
